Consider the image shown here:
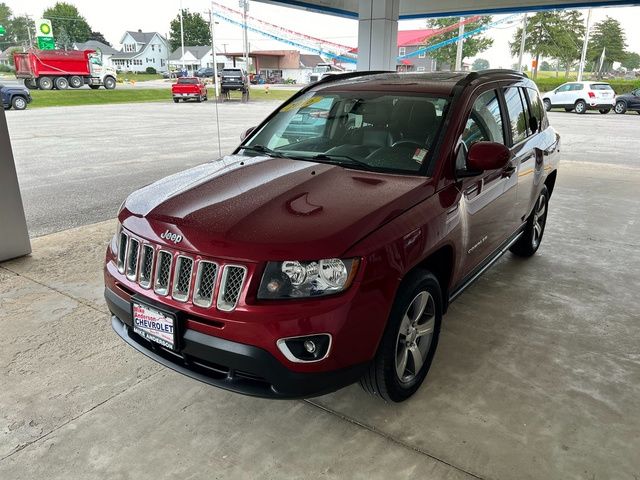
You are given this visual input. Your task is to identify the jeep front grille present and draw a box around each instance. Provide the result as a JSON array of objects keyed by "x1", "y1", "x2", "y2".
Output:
[
  {"x1": 117, "y1": 231, "x2": 246, "y2": 311},
  {"x1": 217, "y1": 265, "x2": 247, "y2": 312}
]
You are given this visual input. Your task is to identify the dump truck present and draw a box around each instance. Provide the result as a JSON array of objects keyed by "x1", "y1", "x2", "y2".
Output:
[{"x1": 13, "y1": 49, "x2": 117, "y2": 90}]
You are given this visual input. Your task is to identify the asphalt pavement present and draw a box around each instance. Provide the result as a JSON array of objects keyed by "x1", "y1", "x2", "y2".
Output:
[{"x1": 5, "y1": 103, "x2": 639, "y2": 238}]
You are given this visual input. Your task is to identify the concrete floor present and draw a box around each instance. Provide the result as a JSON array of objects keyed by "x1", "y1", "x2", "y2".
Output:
[{"x1": 2, "y1": 109, "x2": 640, "y2": 479}]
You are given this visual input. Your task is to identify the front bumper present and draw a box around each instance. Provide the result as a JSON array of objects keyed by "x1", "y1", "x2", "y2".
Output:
[{"x1": 106, "y1": 287, "x2": 368, "y2": 398}]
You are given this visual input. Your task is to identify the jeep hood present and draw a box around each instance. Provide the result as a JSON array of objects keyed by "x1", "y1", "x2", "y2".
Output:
[{"x1": 121, "y1": 155, "x2": 434, "y2": 261}]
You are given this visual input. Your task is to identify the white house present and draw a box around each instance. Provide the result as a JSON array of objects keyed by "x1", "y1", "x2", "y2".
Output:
[
  {"x1": 168, "y1": 46, "x2": 228, "y2": 73},
  {"x1": 111, "y1": 30, "x2": 169, "y2": 72},
  {"x1": 73, "y1": 40, "x2": 118, "y2": 68}
]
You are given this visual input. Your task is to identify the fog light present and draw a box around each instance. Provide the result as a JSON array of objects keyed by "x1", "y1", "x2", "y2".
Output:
[{"x1": 277, "y1": 334, "x2": 331, "y2": 363}]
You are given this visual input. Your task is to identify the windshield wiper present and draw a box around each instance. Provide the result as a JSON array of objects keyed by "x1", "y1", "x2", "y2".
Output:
[
  {"x1": 240, "y1": 144, "x2": 283, "y2": 157},
  {"x1": 311, "y1": 153, "x2": 376, "y2": 171}
]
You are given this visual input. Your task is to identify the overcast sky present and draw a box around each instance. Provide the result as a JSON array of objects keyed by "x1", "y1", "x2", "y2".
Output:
[{"x1": 8, "y1": 0, "x2": 640, "y2": 68}]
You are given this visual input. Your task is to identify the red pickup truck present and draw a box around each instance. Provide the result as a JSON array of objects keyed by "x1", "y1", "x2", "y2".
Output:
[{"x1": 171, "y1": 77, "x2": 208, "y2": 103}]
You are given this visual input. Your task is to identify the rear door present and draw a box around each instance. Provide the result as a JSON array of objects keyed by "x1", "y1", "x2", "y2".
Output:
[
  {"x1": 631, "y1": 89, "x2": 640, "y2": 109},
  {"x1": 590, "y1": 83, "x2": 614, "y2": 104}
]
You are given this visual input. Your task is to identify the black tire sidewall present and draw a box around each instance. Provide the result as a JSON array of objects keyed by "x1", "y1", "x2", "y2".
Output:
[{"x1": 377, "y1": 270, "x2": 442, "y2": 402}]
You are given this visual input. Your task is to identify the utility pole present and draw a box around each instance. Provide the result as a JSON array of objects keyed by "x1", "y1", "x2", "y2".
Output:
[
  {"x1": 517, "y1": 13, "x2": 528, "y2": 72},
  {"x1": 179, "y1": 1, "x2": 186, "y2": 71},
  {"x1": 454, "y1": 17, "x2": 465, "y2": 71},
  {"x1": 209, "y1": 6, "x2": 219, "y2": 98},
  {"x1": 577, "y1": 9, "x2": 592, "y2": 82},
  {"x1": 241, "y1": 0, "x2": 249, "y2": 72}
]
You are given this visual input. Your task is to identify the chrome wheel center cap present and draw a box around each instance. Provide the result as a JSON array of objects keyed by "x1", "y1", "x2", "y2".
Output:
[{"x1": 406, "y1": 327, "x2": 418, "y2": 345}]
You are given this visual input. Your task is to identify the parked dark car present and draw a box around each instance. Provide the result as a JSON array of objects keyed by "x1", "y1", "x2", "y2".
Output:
[
  {"x1": 1, "y1": 83, "x2": 31, "y2": 110},
  {"x1": 105, "y1": 70, "x2": 560, "y2": 402},
  {"x1": 220, "y1": 68, "x2": 249, "y2": 101},
  {"x1": 614, "y1": 88, "x2": 640, "y2": 114},
  {"x1": 195, "y1": 67, "x2": 215, "y2": 78}
]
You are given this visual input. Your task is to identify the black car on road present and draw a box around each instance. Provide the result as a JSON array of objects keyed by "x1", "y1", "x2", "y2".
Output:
[
  {"x1": 1, "y1": 83, "x2": 31, "y2": 110},
  {"x1": 614, "y1": 89, "x2": 640, "y2": 114},
  {"x1": 195, "y1": 67, "x2": 215, "y2": 78}
]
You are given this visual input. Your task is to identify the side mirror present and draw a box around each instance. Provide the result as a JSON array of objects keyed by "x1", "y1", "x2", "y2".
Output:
[
  {"x1": 240, "y1": 126, "x2": 256, "y2": 141},
  {"x1": 466, "y1": 141, "x2": 511, "y2": 172}
]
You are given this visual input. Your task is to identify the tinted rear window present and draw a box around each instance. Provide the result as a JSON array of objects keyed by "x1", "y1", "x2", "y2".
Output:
[
  {"x1": 177, "y1": 78, "x2": 198, "y2": 84},
  {"x1": 590, "y1": 83, "x2": 613, "y2": 91},
  {"x1": 223, "y1": 70, "x2": 242, "y2": 77}
]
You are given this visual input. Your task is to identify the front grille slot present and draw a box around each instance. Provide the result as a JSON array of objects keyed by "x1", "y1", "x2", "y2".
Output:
[
  {"x1": 217, "y1": 265, "x2": 247, "y2": 311},
  {"x1": 193, "y1": 261, "x2": 218, "y2": 308},
  {"x1": 125, "y1": 238, "x2": 140, "y2": 281},
  {"x1": 172, "y1": 255, "x2": 194, "y2": 302},
  {"x1": 154, "y1": 250, "x2": 173, "y2": 296},
  {"x1": 138, "y1": 245, "x2": 155, "y2": 289},
  {"x1": 117, "y1": 232, "x2": 128, "y2": 273}
]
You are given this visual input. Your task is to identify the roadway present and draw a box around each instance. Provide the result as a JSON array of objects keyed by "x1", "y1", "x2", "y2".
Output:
[{"x1": 5, "y1": 102, "x2": 639, "y2": 237}]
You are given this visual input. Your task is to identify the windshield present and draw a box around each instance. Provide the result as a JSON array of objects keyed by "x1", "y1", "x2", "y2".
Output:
[{"x1": 242, "y1": 90, "x2": 449, "y2": 174}]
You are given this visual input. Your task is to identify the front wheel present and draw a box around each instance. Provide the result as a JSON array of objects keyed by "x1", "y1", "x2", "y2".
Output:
[
  {"x1": 599, "y1": 109, "x2": 611, "y2": 114},
  {"x1": 574, "y1": 100, "x2": 587, "y2": 114},
  {"x1": 103, "y1": 77, "x2": 116, "y2": 90},
  {"x1": 614, "y1": 101, "x2": 627, "y2": 114},
  {"x1": 359, "y1": 270, "x2": 442, "y2": 402},
  {"x1": 510, "y1": 185, "x2": 549, "y2": 258},
  {"x1": 543, "y1": 99, "x2": 552, "y2": 112},
  {"x1": 11, "y1": 96, "x2": 27, "y2": 110}
]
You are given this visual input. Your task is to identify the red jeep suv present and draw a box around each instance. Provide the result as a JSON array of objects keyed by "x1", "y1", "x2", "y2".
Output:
[{"x1": 105, "y1": 70, "x2": 560, "y2": 402}]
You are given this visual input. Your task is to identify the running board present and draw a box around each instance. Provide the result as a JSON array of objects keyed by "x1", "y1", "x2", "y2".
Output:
[{"x1": 449, "y1": 230, "x2": 524, "y2": 303}]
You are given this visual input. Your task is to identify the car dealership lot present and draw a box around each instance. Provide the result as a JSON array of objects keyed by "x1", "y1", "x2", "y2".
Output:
[{"x1": 1, "y1": 104, "x2": 640, "y2": 479}]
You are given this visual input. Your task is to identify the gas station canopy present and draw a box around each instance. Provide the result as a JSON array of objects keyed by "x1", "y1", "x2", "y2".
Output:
[{"x1": 258, "y1": 0, "x2": 639, "y2": 18}]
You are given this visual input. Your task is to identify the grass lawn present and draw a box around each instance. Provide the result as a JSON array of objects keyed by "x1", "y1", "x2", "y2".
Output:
[
  {"x1": 116, "y1": 72, "x2": 164, "y2": 82},
  {"x1": 28, "y1": 86, "x2": 296, "y2": 109}
]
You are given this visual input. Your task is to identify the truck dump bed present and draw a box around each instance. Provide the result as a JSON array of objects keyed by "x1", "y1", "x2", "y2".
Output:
[{"x1": 14, "y1": 50, "x2": 93, "y2": 79}]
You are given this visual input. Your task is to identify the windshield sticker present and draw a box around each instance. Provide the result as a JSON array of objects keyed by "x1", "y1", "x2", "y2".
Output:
[
  {"x1": 281, "y1": 96, "x2": 323, "y2": 112},
  {"x1": 413, "y1": 148, "x2": 428, "y2": 164}
]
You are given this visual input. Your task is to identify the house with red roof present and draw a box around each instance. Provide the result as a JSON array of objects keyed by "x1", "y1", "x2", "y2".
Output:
[{"x1": 396, "y1": 29, "x2": 440, "y2": 72}]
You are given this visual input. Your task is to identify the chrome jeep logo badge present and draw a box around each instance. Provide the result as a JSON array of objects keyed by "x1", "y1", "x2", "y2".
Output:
[{"x1": 160, "y1": 229, "x2": 183, "y2": 244}]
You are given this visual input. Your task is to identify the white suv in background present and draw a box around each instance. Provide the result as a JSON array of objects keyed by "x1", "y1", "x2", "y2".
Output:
[{"x1": 541, "y1": 81, "x2": 615, "y2": 114}]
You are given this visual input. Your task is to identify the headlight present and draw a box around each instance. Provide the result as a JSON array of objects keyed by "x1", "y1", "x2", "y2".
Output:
[{"x1": 258, "y1": 258, "x2": 360, "y2": 299}]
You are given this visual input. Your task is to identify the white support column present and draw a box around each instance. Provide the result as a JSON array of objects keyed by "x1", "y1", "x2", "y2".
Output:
[
  {"x1": 0, "y1": 108, "x2": 31, "y2": 261},
  {"x1": 357, "y1": 0, "x2": 399, "y2": 71}
]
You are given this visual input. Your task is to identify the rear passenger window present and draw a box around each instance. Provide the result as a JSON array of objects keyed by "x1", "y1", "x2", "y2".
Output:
[
  {"x1": 461, "y1": 90, "x2": 505, "y2": 147},
  {"x1": 503, "y1": 87, "x2": 529, "y2": 145}
]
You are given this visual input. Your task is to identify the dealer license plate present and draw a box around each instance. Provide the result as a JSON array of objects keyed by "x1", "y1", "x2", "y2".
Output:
[{"x1": 132, "y1": 301, "x2": 176, "y2": 350}]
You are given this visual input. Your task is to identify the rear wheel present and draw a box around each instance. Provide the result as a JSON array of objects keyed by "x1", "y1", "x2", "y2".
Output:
[
  {"x1": 54, "y1": 77, "x2": 69, "y2": 90},
  {"x1": 564, "y1": 108, "x2": 573, "y2": 112},
  {"x1": 38, "y1": 76, "x2": 53, "y2": 90},
  {"x1": 11, "y1": 96, "x2": 27, "y2": 110},
  {"x1": 24, "y1": 79, "x2": 37, "y2": 89},
  {"x1": 574, "y1": 100, "x2": 587, "y2": 114},
  {"x1": 196, "y1": 95, "x2": 202, "y2": 103},
  {"x1": 359, "y1": 270, "x2": 442, "y2": 402},
  {"x1": 543, "y1": 99, "x2": 552, "y2": 111},
  {"x1": 69, "y1": 76, "x2": 83, "y2": 88},
  {"x1": 510, "y1": 185, "x2": 549, "y2": 258},
  {"x1": 173, "y1": 98, "x2": 179, "y2": 103},
  {"x1": 599, "y1": 108, "x2": 611, "y2": 114},
  {"x1": 614, "y1": 101, "x2": 627, "y2": 114}
]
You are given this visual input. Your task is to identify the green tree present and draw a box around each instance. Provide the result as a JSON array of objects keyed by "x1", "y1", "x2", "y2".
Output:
[
  {"x1": 9, "y1": 15, "x2": 36, "y2": 46},
  {"x1": 549, "y1": 10, "x2": 585, "y2": 78},
  {"x1": 0, "y1": 2, "x2": 12, "y2": 46},
  {"x1": 89, "y1": 30, "x2": 110, "y2": 46},
  {"x1": 56, "y1": 24, "x2": 72, "y2": 49},
  {"x1": 472, "y1": 58, "x2": 490, "y2": 70},
  {"x1": 509, "y1": 11, "x2": 560, "y2": 79},
  {"x1": 43, "y1": 2, "x2": 92, "y2": 44},
  {"x1": 621, "y1": 51, "x2": 640, "y2": 70},
  {"x1": 425, "y1": 16, "x2": 494, "y2": 69},
  {"x1": 169, "y1": 9, "x2": 210, "y2": 51},
  {"x1": 539, "y1": 60, "x2": 552, "y2": 71},
  {"x1": 587, "y1": 16, "x2": 626, "y2": 73}
]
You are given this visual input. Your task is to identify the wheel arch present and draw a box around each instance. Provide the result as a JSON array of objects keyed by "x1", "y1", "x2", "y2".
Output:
[
  {"x1": 544, "y1": 170, "x2": 558, "y2": 198},
  {"x1": 411, "y1": 244, "x2": 455, "y2": 313}
]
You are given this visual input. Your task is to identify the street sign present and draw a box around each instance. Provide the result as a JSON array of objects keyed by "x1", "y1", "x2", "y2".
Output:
[
  {"x1": 36, "y1": 19, "x2": 53, "y2": 38},
  {"x1": 0, "y1": 25, "x2": 6, "y2": 36},
  {"x1": 37, "y1": 37, "x2": 55, "y2": 50}
]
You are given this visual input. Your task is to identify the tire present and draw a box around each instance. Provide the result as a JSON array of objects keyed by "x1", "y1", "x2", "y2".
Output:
[
  {"x1": 54, "y1": 77, "x2": 69, "y2": 90},
  {"x1": 510, "y1": 185, "x2": 549, "y2": 258},
  {"x1": 69, "y1": 76, "x2": 83, "y2": 88},
  {"x1": 614, "y1": 101, "x2": 627, "y2": 114},
  {"x1": 359, "y1": 269, "x2": 442, "y2": 402},
  {"x1": 564, "y1": 108, "x2": 573, "y2": 112},
  {"x1": 38, "y1": 76, "x2": 53, "y2": 90},
  {"x1": 103, "y1": 76, "x2": 116, "y2": 90},
  {"x1": 574, "y1": 100, "x2": 587, "y2": 114},
  {"x1": 196, "y1": 95, "x2": 202, "y2": 103},
  {"x1": 543, "y1": 99, "x2": 552, "y2": 112},
  {"x1": 11, "y1": 96, "x2": 27, "y2": 110},
  {"x1": 89, "y1": 85, "x2": 100, "y2": 90},
  {"x1": 173, "y1": 98, "x2": 179, "y2": 103},
  {"x1": 24, "y1": 79, "x2": 37, "y2": 90},
  {"x1": 599, "y1": 109, "x2": 611, "y2": 114}
]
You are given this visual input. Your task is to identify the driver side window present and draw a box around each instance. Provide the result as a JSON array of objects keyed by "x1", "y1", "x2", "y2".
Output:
[{"x1": 457, "y1": 90, "x2": 505, "y2": 170}]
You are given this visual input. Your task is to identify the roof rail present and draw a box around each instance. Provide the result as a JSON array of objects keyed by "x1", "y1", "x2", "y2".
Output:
[{"x1": 296, "y1": 70, "x2": 394, "y2": 95}]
